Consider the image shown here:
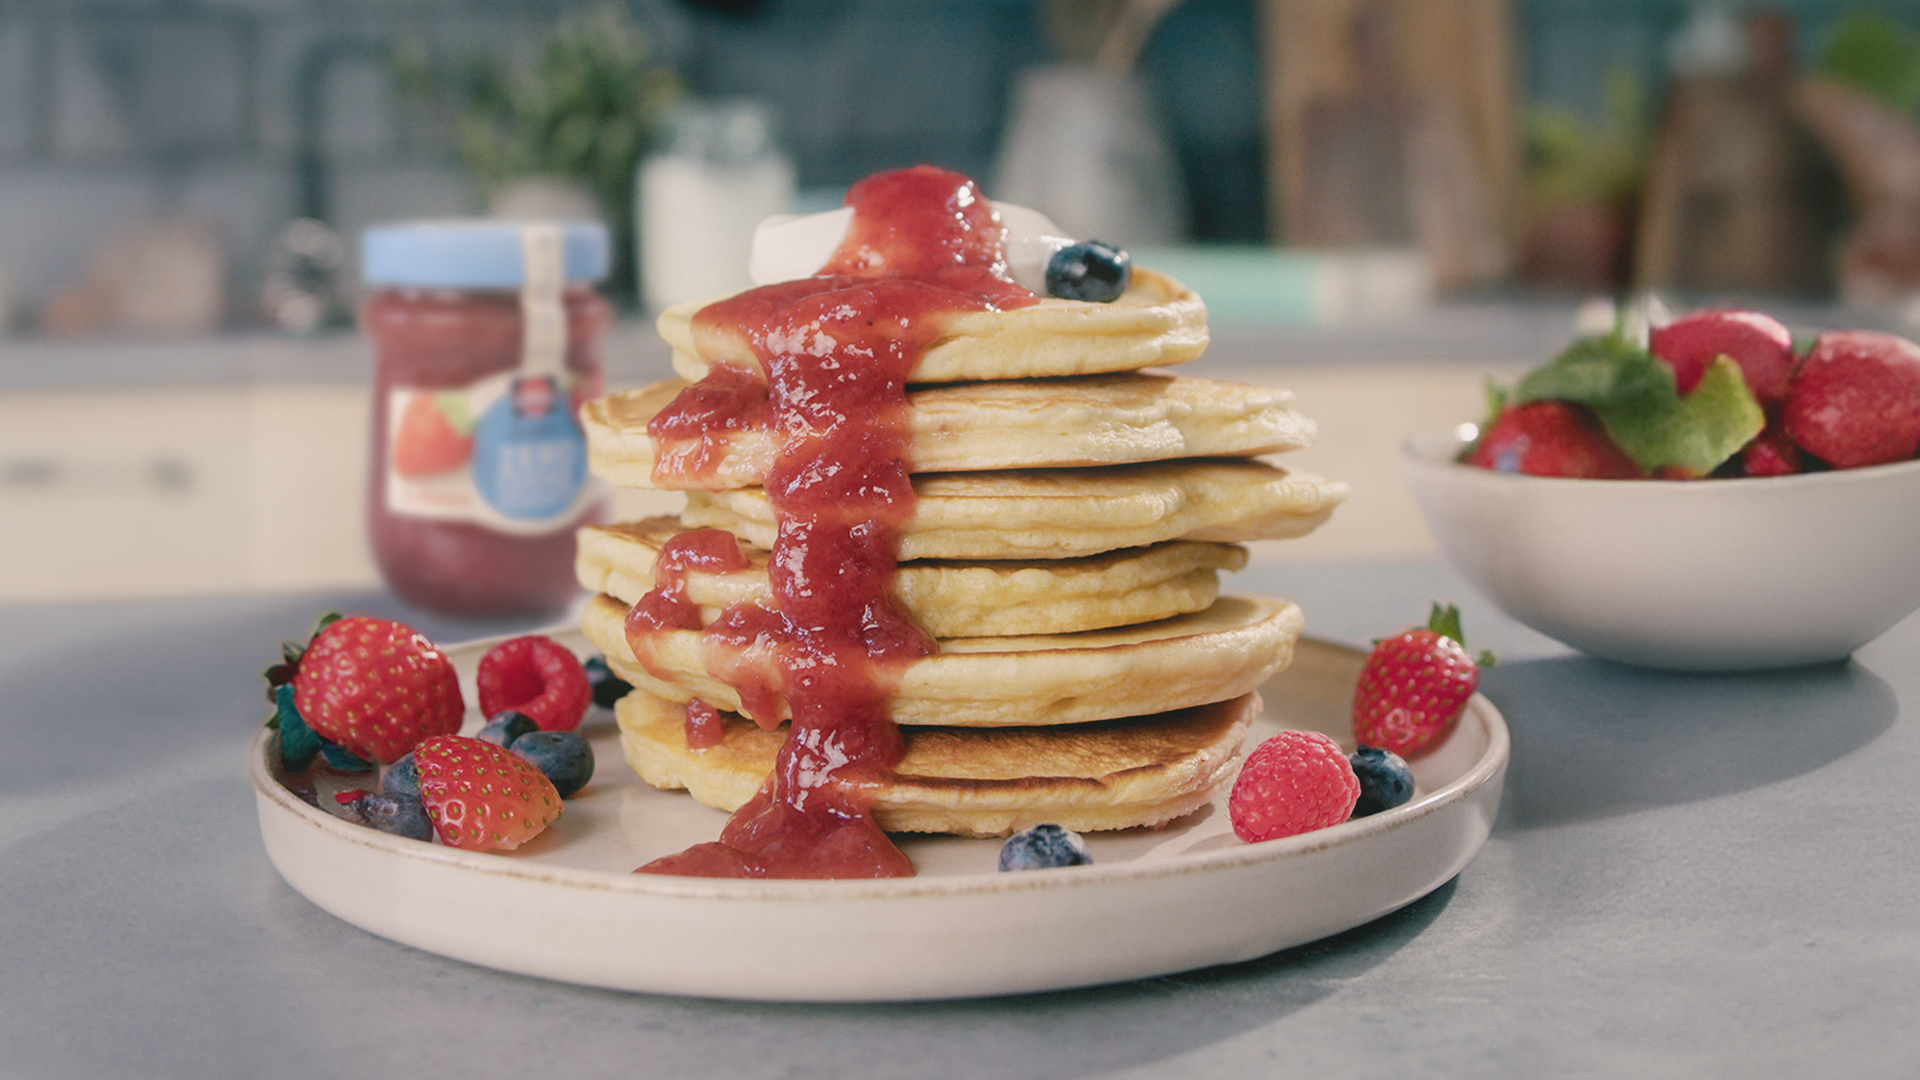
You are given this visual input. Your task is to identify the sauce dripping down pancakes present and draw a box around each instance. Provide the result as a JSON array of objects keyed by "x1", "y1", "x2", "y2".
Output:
[{"x1": 626, "y1": 166, "x2": 1036, "y2": 878}]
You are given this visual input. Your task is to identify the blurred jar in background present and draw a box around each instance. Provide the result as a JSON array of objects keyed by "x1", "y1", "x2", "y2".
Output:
[
  {"x1": 360, "y1": 220, "x2": 611, "y2": 619},
  {"x1": 637, "y1": 100, "x2": 796, "y2": 312}
]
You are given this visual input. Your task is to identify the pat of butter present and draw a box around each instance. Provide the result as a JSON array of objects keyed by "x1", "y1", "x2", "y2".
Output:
[
  {"x1": 748, "y1": 203, "x2": 1074, "y2": 295},
  {"x1": 747, "y1": 207, "x2": 856, "y2": 287}
]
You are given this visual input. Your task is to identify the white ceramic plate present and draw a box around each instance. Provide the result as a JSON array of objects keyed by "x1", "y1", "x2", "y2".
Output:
[{"x1": 250, "y1": 633, "x2": 1508, "y2": 1002}]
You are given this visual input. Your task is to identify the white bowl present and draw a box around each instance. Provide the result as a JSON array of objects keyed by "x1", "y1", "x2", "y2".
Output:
[{"x1": 1402, "y1": 426, "x2": 1920, "y2": 671}]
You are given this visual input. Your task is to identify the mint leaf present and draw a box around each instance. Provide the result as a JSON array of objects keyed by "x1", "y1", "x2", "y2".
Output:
[
  {"x1": 1513, "y1": 332, "x2": 1672, "y2": 406},
  {"x1": 1510, "y1": 333, "x2": 1762, "y2": 475},
  {"x1": 1593, "y1": 356, "x2": 1764, "y2": 476}
]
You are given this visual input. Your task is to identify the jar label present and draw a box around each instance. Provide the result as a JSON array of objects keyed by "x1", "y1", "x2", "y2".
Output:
[{"x1": 384, "y1": 372, "x2": 597, "y2": 534}]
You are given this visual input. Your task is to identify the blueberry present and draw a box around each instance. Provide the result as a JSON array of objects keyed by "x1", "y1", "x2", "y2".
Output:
[
  {"x1": 335, "y1": 790, "x2": 433, "y2": 841},
  {"x1": 509, "y1": 730, "x2": 595, "y2": 799},
  {"x1": 478, "y1": 710, "x2": 538, "y2": 747},
  {"x1": 998, "y1": 823, "x2": 1093, "y2": 871},
  {"x1": 1044, "y1": 241, "x2": 1131, "y2": 303},
  {"x1": 381, "y1": 752, "x2": 420, "y2": 799},
  {"x1": 1349, "y1": 746, "x2": 1415, "y2": 817},
  {"x1": 584, "y1": 655, "x2": 632, "y2": 709}
]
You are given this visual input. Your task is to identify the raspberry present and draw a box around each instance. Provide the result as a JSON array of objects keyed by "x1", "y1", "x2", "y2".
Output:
[
  {"x1": 1227, "y1": 730, "x2": 1360, "y2": 843},
  {"x1": 475, "y1": 635, "x2": 592, "y2": 731}
]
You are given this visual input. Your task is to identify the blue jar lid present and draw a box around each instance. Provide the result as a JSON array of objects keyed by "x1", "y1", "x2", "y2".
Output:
[{"x1": 361, "y1": 220, "x2": 611, "y2": 287}]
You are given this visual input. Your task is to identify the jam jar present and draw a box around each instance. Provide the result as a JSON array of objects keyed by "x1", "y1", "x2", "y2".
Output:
[{"x1": 360, "y1": 220, "x2": 612, "y2": 618}]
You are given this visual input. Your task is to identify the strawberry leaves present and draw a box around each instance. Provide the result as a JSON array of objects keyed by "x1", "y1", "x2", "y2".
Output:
[
  {"x1": 1512, "y1": 332, "x2": 1765, "y2": 476},
  {"x1": 262, "y1": 610, "x2": 344, "y2": 703},
  {"x1": 263, "y1": 612, "x2": 464, "y2": 768},
  {"x1": 272, "y1": 683, "x2": 323, "y2": 771},
  {"x1": 1423, "y1": 602, "x2": 1496, "y2": 668}
]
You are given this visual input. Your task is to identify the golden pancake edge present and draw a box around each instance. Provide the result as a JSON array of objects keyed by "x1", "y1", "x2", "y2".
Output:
[
  {"x1": 577, "y1": 517, "x2": 1249, "y2": 638},
  {"x1": 581, "y1": 591, "x2": 1305, "y2": 728},
  {"x1": 659, "y1": 266, "x2": 1208, "y2": 384},
  {"x1": 584, "y1": 371, "x2": 1317, "y2": 490},
  {"x1": 679, "y1": 458, "x2": 1349, "y2": 560},
  {"x1": 616, "y1": 689, "x2": 1256, "y2": 837}
]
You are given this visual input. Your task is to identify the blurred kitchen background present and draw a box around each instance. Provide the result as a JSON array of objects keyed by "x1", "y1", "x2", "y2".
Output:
[{"x1": 9, "y1": 0, "x2": 1920, "y2": 608}]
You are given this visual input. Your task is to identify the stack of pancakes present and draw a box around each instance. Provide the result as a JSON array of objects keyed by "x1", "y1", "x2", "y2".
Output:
[{"x1": 576, "y1": 266, "x2": 1349, "y2": 838}]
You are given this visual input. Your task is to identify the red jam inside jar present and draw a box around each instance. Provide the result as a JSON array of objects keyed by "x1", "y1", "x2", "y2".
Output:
[{"x1": 361, "y1": 221, "x2": 612, "y2": 619}]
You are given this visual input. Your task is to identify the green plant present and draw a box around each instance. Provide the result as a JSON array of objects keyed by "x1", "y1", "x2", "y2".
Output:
[
  {"x1": 1820, "y1": 11, "x2": 1920, "y2": 113},
  {"x1": 1524, "y1": 67, "x2": 1648, "y2": 210},
  {"x1": 394, "y1": 4, "x2": 680, "y2": 298}
]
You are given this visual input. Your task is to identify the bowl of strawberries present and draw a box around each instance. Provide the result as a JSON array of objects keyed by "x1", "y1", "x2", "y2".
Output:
[{"x1": 1403, "y1": 307, "x2": 1920, "y2": 671}]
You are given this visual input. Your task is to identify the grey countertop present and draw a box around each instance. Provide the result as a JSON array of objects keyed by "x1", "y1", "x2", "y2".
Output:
[{"x1": 6, "y1": 556, "x2": 1919, "y2": 1079}]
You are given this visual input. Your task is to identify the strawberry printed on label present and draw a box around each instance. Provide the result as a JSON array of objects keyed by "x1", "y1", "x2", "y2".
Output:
[{"x1": 392, "y1": 391, "x2": 475, "y2": 477}]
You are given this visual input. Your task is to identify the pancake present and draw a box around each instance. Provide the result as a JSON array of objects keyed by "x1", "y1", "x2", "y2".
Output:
[
  {"x1": 582, "y1": 591, "x2": 1305, "y2": 728},
  {"x1": 680, "y1": 459, "x2": 1349, "y2": 561},
  {"x1": 660, "y1": 266, "x2": 1208, "y2": 384},
  {"x1": 584, "y1": 372, "x2": 1317, "y2": 490},
  {"x1": 616, "y1": 689, "x2": 1256, "y2": 837},
  {"x1": 577, "y1": 517, "x2": 1249, "y2": 638}
]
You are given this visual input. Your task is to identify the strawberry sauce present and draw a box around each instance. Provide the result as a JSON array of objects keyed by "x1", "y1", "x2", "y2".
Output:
[
  {"x1": 629, "y1": 528, "x2": 750, "y2": 632},
  {"x1": 626, "y1": 166, "x2": 1037, "y2": 878}
]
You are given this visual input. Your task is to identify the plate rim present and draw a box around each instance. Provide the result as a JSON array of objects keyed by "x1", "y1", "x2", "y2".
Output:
[
  {"x1": 252, "y1": 631, "x2": 1511, "y2": 1000},
  {"x1": 249, "y1": 635, "x2": 1509, "y2": 906}
]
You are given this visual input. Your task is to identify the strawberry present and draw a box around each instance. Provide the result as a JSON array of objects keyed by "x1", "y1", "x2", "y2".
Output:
[
  {"x1": 476, "y1": 635, "x2": 592, "y2": 731},
  {"x1": 1227, "y1": 730, "x2": 1360, "y2": 843},
  {"x1": 414, "y1": 734, "x2": 562, "y2": 851},
  {"x1": 1650, "y1": 309, "x2": 1798, "y2": 402},
  {"x1": 1740, "y1": 421, "x2": 1805, "y2": 477},
  {"x1": 1352, "y1": 604, "x2": 1492, "y2": 759},
  {"x1": 289, "y1": 615, "x2": 464, "y2": 764},
  {"x1": 393, "y1": 391, "x2": 473, "y2": 477},
  {"x1": 1463, "y1": 401, "x2": 1643, "y2": 478},
  {"x1": 1782, "y1": 330, "x2": 1920, "y2": 469}
]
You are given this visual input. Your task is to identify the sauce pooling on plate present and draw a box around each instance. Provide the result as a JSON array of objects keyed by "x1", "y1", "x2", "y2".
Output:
[{"x1": 627, "y1": 166, "x2": 1038, "y2": 878}]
